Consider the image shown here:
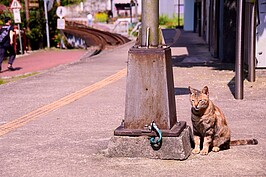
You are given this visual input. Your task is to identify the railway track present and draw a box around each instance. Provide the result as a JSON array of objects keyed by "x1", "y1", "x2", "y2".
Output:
[{"x1": 63, "y1": 21, "x2": 131, "y2": 56}]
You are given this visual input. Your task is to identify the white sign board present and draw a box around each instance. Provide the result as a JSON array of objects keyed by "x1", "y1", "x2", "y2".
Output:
[
  {"x1": 13, "y1": 9, "x2": 21, "y2": 23},
  {"x1": 57, "y1": 18, "x2": 65, "y2": 29},
  {"x1": 10, "y1": 0, "x2": 22, "y2": 9},
  {"x1": 56, "y1": 6, "x2": 67, "y2": 18}
]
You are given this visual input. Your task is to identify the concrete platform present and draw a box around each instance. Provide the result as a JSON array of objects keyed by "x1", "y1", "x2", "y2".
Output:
[
  {"x1": 108, "y1": 126, "x2": 192, "y2": 160},
  {"x1": 0, "y1": 29, "x2": 265, "y2": 177}
]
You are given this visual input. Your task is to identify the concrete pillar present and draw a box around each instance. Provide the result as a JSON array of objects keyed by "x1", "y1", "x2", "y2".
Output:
[{"x1": 109, "y1": 0, "x2": 191, "y2": 160}]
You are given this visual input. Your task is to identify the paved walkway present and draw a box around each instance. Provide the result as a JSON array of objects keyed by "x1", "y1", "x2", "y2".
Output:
[
  {"x1": 0, "y1": 29, "x2": 265, "y2": 177},
  {"x1": 0, "y1": 49, "x2": 88, "y2": 78},
  {"x1": 0, "y1": 21, "x2": 123, "y2": 79}
]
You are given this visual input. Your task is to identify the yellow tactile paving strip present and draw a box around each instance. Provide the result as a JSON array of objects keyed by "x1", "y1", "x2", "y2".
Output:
[{"x1": 0, "y1": 68, "x2": 127, "y2": 136}]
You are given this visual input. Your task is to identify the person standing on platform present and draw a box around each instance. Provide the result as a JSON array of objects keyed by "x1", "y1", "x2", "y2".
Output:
[
  {"x1": 0, "y1": 17, "x2": 16, "y2": 72},
  {"x1": 87, "y1": 13, "x2": 93, "y2": 27}
]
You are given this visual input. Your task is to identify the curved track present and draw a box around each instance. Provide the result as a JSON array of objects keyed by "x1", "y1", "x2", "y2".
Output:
[{"x1": 63, "y1": 21, "x2": 131, "y2": 55}]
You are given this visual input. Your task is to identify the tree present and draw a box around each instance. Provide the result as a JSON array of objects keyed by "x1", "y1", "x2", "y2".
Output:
[
  {"x1": 1, "y1": 0, "x2": 84, "y2": 50},
  {"x1": 0, "y1": 1, "x2": 10, "y2": 6}
]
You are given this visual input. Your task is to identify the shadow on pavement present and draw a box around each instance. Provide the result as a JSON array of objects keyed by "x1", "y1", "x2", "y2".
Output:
[
  {"x1": 174, "y1": 87, "x2": 190, "y2": 96},
  {"x1": 170, "y1": 29, "x2": 237, "y2": 97},
  {"x1": 0, "y1": 67, "x2": 22, "y2": 73}
]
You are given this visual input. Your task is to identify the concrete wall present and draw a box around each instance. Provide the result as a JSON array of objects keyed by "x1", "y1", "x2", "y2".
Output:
[{"x1": 159, "y1": 0, "x2": 175, "y2": 17}]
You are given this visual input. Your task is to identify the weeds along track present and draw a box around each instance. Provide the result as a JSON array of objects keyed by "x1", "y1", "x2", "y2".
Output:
[{"x1": 63, "y1": 21, "x2": 131, "y2": 56}]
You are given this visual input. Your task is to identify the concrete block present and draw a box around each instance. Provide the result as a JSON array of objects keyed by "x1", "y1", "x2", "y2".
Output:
[{"x1": 107, "y1": 126, "x2": 192, "y2": 160}]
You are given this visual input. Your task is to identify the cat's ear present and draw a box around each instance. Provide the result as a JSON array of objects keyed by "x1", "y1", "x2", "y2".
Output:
[
  {"x1": 188, "y1": 86, "x2": 195, "y2": 94},
  {"x1": 202, "y1": 86, "x2": 209, "y2": 95}
]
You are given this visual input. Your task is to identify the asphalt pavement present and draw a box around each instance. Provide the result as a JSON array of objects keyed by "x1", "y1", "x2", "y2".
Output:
[{"x1": 0, "y1": 29, "x2": 265, "y2": 177}]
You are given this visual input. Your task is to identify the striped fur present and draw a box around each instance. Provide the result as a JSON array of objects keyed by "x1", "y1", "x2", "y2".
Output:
[
  {"x1": 189, "y1": 86, "x2": 258, "y2": 155},
  {"x1": 230, "y1": 139, "x2": 258, "y2": 146}
]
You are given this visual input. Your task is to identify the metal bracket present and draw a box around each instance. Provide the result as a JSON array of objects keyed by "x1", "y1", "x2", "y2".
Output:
[{"x1": 114, "y1": 121, "x2": 186, "y2": 137}]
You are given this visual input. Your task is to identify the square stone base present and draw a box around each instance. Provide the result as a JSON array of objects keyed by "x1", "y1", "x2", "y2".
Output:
[{"x1": 107, "y1": 126, "x2": 192, "y2": 160}]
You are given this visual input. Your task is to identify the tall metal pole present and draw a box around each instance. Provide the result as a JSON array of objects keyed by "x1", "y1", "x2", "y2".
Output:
[
  {"x1": 235, "y1": 0, "x2": 244, "y2": 99},
  {"x1": 141, "y1": 0, "x2": 159, "y2": 47},
  {"x1": 178, "y1": 0, "x2": 180, "y2": 27},
  {"x1": 44, "y1": 0, "x2": 50, "y2": 48},
  {"x1": 248, "y1": 1, "x2": 256, "y2": 82},
  {"x1": 18, "y1": 24, "x2": 24, "y2": 54}
]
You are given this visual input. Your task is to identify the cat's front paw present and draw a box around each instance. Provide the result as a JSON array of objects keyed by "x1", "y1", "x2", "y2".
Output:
[
  {"x1": 212, "y1": 147, "x2": 220, "y2": 152},
  {"x1": 192, "y1": 148, "x2": 200, "y2": 154},
  {"x1": 200, "y1": 149, "x2": 209, "y2": 155}
]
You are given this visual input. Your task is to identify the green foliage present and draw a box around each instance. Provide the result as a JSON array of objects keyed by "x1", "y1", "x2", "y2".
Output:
[
  {"x1": 0, "y1": 10, "x2": 13, "y2": 25},
  {"x1": 94, "y1": 12, "x2": 108, "y2": 23},
  {"x1": 52, "y1": 32, "x2": 61, "y2": 44},
  {"x1": 0, "y1": 1, "x2": 10, "y2": 6},
  {"x1": 52, "y1": 30, "x2": 70, "y2": 48},
  {"x1": 60, "y1": 0, "x2": 83, "y2": 6},
  {"x1": 48, "y1": 5, "x2": 62, "y2": 48},
  {"x1": 159, "y1": 14, "x2": 170, "y2": 25},
  {"x1": 0, "y1": 1, "x2": 17, "y2": 23},
  {"x1": 26, "y1": 1, "x2": 72, "y2": 49},
  {"x1": 25, "y1": 9, "x2": 45, "y2": 50},
  {"x1": 1, "y1": 0, "x2": 64, "y2": 50},
  {"x1": 159, "y1": 14, "x2": 184, "y2": 28}
]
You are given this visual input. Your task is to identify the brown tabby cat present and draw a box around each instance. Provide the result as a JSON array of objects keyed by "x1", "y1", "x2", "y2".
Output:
[{"x1": 188, "y1": 86, "x2": 258, "y2": 155}]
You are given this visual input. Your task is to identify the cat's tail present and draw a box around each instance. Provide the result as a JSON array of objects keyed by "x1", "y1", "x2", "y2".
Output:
[{"x1": 230, "y1": 139, "x2": 258, "y2": 146}]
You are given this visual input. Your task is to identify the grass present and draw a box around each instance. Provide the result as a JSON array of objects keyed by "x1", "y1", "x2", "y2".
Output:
[{"x1": 0, "y1": 72, "x2": 39, "y2": 85}]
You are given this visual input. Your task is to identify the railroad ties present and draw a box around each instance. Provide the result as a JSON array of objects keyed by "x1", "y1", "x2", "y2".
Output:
[{"x1": 63, "y1": 21, "x2": 131, "y2": 56}]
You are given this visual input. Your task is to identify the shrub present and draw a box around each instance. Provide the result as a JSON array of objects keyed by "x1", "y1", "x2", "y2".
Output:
[
  {"x1": 94, "y1": 12, "x2": 108, "y2": 23},
  {"x1": 159, "y1": 14, "x2": 170, "y2": 25},
  {"x1": 159, "y1": 14, "x2": 184, "y2": 28}
]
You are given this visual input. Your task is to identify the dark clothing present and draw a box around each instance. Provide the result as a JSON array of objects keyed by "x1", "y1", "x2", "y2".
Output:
[
  {"x1": 0, "y1": 45, "x2": 16, "y2": 65},
  {"x1": 0, "y1": 24, "x2": 16, "y2": 70},
  {"x1": 0, "y1": 25, "x2": 14, "y2": 47}
]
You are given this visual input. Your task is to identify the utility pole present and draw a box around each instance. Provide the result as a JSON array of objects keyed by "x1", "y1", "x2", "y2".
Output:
[
  {"x1": 24, "y1": 0, "x2": 31, "y2": 50},
  {"x1": 24, "y1": 0, "x2": 30, "y2": 28},
  {"x1": 141, "y1": 0, "x2": 159, "y2": 47}
]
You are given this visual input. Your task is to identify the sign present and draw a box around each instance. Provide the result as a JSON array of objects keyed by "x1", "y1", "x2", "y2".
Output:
[
  {"x1": 57, "y1": 18, "x2": 65, "y2": 29},
  {"x1": 46, "y1": 0, "x2": 54, "y2": 11},
  {"x1": 10, "y1": 0, "x2": 22, "y2": 9},
  {"x1": 56, "y1": 6, "x2": 67, "y2": 18},
  {"x1": 29, "y1": 0, "x2": 39, "y2": 9},
  {"x1": 13, "y1": 9, "x2": 21, "y2": 23}
]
